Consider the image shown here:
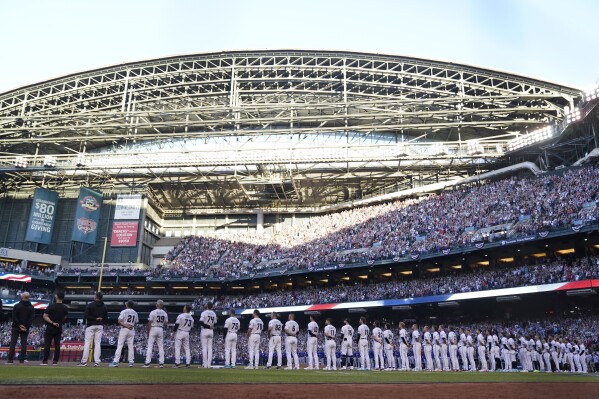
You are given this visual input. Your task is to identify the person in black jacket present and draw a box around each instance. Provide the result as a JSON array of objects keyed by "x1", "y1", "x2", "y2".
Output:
[
  {"x1": 7, "y1": 292, "x2": 35, "y2": 364},
  {"x1": 77, "y1": 292, "x2": 108, "y2": 367},
  {"x1": 41, "y1": 291, "x2": 69, "y2": 365}
]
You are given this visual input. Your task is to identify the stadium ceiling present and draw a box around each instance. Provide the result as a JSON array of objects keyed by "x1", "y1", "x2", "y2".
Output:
[{"x1": 0, "y1": 50, "x2": 582, "y2": 215}]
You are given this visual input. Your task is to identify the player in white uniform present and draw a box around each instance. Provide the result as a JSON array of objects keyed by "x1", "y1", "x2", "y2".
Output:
[
  {"x1": 284, "y1": 313, "x2": 300, "y2": 370},
  {"x1": 412, "y1": 324, "x2": 422, "y2": 371},
  {"x1": 534, "y1": 336, "x2": 544, "y2": 371},
  {"x1": 542, "y1": 339, "x2": 551, "y2": 373},
  {"x1": 492, "y1": 331, "x2": 500, "y2": 372},
  {"x1": 383, "y1": 324, "x2": 395, "y2": 370},
  {"x1": 266, "y1": 312, "x2": 283, "y2": 369},
  {"x1": 565, "y1": 339, "x2": 575, "y2": 372},
  {"x1": 223, "y1": 308, "x2": 240, "y2": 368},
  {"x1": 340, "y1": 319, "x2": 355, "y2": 370},
  {"x1": 501, "y1": 333, "x2": 511, "y2": 372},
  {"x1": 508, "y1": 333, "x2": 517, "y2": 371},
  {"x1": 398, "y1": 322, "x2": 410, "y2": 371},
  {"x1": 466, "y1": 330, "x2": 475, "y2": 371},
  {"x1": 423, "y1": 326, "x2": 433, "y2": 371},
  {"x1": 550, "y1": 336, "x2": 560, "y2": 372},
  {"x1": 459, "y1": 328, "x2": 469, "y2": 371},
  {"x1": 110, "y1": 300, "x2": 138, "y2": 367},
  {"x1": 528, "y1": 336, "x2": 537, "y2": 371},
  {"x1": 517, "y1": 334, "x2": 529, "y2": 372},
  {"x1": 306, "y1": 315, "x2": 320, "y2": 370},
  {"x1": 448, "y1": 326, "x2": 459, "y2": 371},
  {"x1": 486, "y1": 331, "x2": 495, "y2": 372},
  {"x1": 357, "y1": 316, "x2": 371, "y2": 371},
  {"x1": 246, "y1": 309, "x2": 263, "y2": 369},
  {"x1": 324, "y1": 318, "x2": 337, "y2": 371},
  {"x1": 199, "y1": 302, "x2": 217, "y2": 368},
  {"x1": 173, "y1": 304, "x2": 194, "y2": 368},
  {"x1": 476, "y1": 329, "x2": 488, "y2": 372},
  {"x1": 431, "y1": 325, "x2": 442, "y2": 372},
  {"x1": 371, "y1": 321, "x2": 384, "y2": 370},
  {"x1": 439, "y1": 325, "x2": 450, "y2": 371},
  {"x1": 573, "y1": 340, "x2": 582, "y2": 372},
  {"x1": 143, "y1": 300, "x2": 168, "y2": 368},
  {"x1": 578, "y1": 340, "x2": 588, "y2": 373}
]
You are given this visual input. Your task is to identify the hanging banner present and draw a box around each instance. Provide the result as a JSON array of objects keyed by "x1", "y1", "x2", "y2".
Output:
[
  {"x1": 110, "y1": 221, "x2": 139, "y2": 247},
  {"x1": 71, "y1": 187, "x2": 103, "y2": 244},
  {"x1": 25, "y1": 188, "x2": 59, "y2": 245},
  {"x1": 114, "y1": 194, "x2": 142, "y2": 220}
]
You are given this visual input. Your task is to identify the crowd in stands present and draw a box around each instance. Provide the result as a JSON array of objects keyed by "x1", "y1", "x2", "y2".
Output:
[{"x1": 163, "y1": 166, "x2": 599, "y2": 278}]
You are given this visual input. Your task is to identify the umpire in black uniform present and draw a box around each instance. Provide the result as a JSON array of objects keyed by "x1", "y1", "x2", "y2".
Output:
[
  {"x1": 7, "y1": 292, "x2": 35, "y2": 364},
  {"x1": 41, "y1": 291, "x2": 69, "y2": 365}
]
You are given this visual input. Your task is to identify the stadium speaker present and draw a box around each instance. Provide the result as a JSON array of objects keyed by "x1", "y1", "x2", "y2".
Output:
[{"x1": 566, "y1": 289, "x2": 596, "y2": 296}]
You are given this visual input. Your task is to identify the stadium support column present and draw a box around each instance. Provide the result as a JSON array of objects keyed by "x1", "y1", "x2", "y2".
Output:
[{"x1": 257, "y1": 210, "x2": 264, "y2": 235}]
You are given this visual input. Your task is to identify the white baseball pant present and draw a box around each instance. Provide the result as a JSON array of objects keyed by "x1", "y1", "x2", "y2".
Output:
[
  {"x1": 225, "y1": 332, "x2": 237, "y2": 367},
  {"x1": 433, "y1": 344, "x2": 442, "y2": 370},
  {"x1": 81, "y1": 325, "x2": 103, "y2": 364},
  {"x1": 113, "y1": 327, "x2": 135, "y2": 364},
  {"x1": 467, "y1": 347, "x2": 475, "y2": 371},
  {"x1": 543, "y1": 352, "x2": 551, "y2": 372},
  {"x1": 325, "y1": 339, "x2": 336, "y2": 370},
  {"x1": 424, "y1": 344, "x2": 433, "y2": 371},
  {"x1": 373, "y1": 341, "x2": 384, "y2": 369},
  {"x1": 201, "y1": 329, "x2": 214, "y2": 368},
  {"x1": 450, "y1": 344, "x2": 459, "y2": 371},
  {"x1": 358, "y1": 338, "x2": 370, "y2": 370},
  {"x1": 384, "y1": 344, "x2": 395, "y2": 369},
  {"x1": 478, "y1": 346, "x2": 488, "y2": 371},
  {"x1": 145, "y1": 326, "x2": 164, "y2": 365},
  {"x1": 267, "y1": 335, "x2": 282, "y2": 367},
  {"x1": 441, "y1": 343, "x2": 450, "y2": 371},
  {"x1": 307, "y1": 336, "x2": 318, "y2": 369},
  {"x1": 174, "y1": 330, "x2": 191, "y2": 365},
  {"x1": 399, "y1": 343, "x2": 409, "y2": 370},
  {"x1": 341, "y1": 339, "x2": 353, "y2": 368},
  {"x1": 285, "y1": 336, "x2": 299, "y2": 369},
  {"x1": 459, "y1": 346, "x2": 469, "y2": 371},
  {"x1": 248, "y1": 334, "x2": 261, "y2": 368},
  {"x1": 503, "y1": 349, "x2": 512, "y2": 371},
  {"x1": 573, "y1": 353, "x2": 582, "y2": 372},
  {"x1": 413, "y1": 342, "x2": 422, "y2": 371}
]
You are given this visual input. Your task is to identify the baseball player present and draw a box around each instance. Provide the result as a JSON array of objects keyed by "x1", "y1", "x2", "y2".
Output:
[
  {"x1": 78, "y1": 292, "x2": 107, "y2": 367},
  {"x1": 476, "y1": 329, "x2": 488, "y2": 372},
  {"x1": 284, "y1": 313, "x2": 300, "y2": 370},
  {"x1": 423, "y1": 326, "x2": 433, "y2": 371},
  {"x1": 578, "y1": 339, "x2": 587, "y2": 373},
  {"x1": 448, "y1": 326, "x2": 459, "y2": 371},
  {"x1": 412, "y1": 324, "x2": 422, "y2": 371},
  {"x1": 143, "y1": 299, "x2": 168, "y2": 368},
  {"x1": 324, "y1": 318, "x2": 337, "y2": 371},
  {"x1": 306, "y1": 315, "x2": 320, "y2": 370},
  {"x1": 223, "y1": 308, "x2": 240, "y2": 369},
  {"x1": 466, "y1": 330, "x2": 475, "y2": 371},
  {"x1": 491, "y1": 331, "x2": 500, "y2": 372},
  {"x1": 528, "y1": 336, "x2": 537, "y2": 371},
  {"x1": 459, "y1": 328, "x2": 469, "y2": 371},
  {"x1": 501, "y1": 332, "x2": 512, "y2": 372},
  {"x1": 199, "y1": 302, "x2": 217, "y2": 368},
  {"x1": 518, "y1": 334, "x2": 530, "y2": 372},
  {"x1": 340, "y1": 318, "x2": 355, "y2": 370},
  {"x1": 110, "y1": 300, "x2": 138, "y2": 367},
  {"x1": 550, "y1": 336, "x2": 560, "y2": 372},
  {"x1": 439, "y1": 325, "x2": 450, "y2": 371},
  {"x1": 573, "y1": 339, "x2": 582, "y2": 372},
  {"x1": 542, "y1": 338, "x2": 551, "y2": 373},
  {"x1": 266, "y1": 312, "x2": 283, "y2": 369},
  {"x1": 357, "y1": 316, "x2": 371, "y2": 371},
  {"x1": 398, "y1": 322, "x2": 410, "y2": 371},
  {"x1": 173, "y1": 304, "x2": 194, "y2": 368},
  {"x1": 566, "y1": 339, "x2": 575, "y2": 372},
  {"x1": 535, "y1": 335, "x2": 544, "y2": 372},
  {"x1": 371, "y1": 321, "x2": 384, "y2": 370},
  {"x1": 431, "y1": 325, "x2": 442, "y2": 372},
  {"x1": 508, "y1": 333, "x2": 517, "y2": 371},
  {"x1": 246, "y1": 309, "x2": 263, "y2": 369},
  {"x1": 383, "y1": 323, "x2": 395, "y2": 370}
]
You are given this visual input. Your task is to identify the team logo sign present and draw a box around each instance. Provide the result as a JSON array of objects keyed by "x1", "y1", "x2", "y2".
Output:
[
  {"x1": 77, "y1": 217, "x2": 97, "y2": 233},
  {"x1": 80, "y1": 195, "x2": 100, "y2": 212}
]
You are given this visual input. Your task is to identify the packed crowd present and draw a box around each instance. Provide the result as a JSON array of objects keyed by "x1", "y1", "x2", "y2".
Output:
[
  {"x1": 164, "y1": 166, "x2": 599, "y2": 278},
  {"x1": 191, "y1": 255, "x2": 599, "y2": 310}
]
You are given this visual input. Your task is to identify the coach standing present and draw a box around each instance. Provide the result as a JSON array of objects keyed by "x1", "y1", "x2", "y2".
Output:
[
  {"x1": 78, "y1": 292, "x2": 108, "y2": 367},
  {"x1": 41, "y1": 291, "x2": 69, "y2": 365},
  {"x1": 7, "y1": 292, "x2": 35, "y2": 364}
]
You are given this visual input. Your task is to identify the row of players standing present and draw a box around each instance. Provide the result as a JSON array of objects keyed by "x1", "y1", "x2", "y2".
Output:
[{"x1": 56, "y1": 293, "x2": 589, "y2": 372}]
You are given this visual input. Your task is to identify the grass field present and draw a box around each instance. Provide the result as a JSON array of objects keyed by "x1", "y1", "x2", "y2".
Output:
[{"x1": 0, "y1": 365, "x2": 596, "y2": 385}]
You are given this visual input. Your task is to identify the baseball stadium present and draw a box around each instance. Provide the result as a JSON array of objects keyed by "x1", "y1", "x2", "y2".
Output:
[{"x1": 1, "y1": 49, "x2": 599, "y2": 398}]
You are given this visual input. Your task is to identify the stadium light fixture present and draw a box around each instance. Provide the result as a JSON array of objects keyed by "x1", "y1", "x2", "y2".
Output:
[
  {"x1": 466, "y1": 141, "x2": 483, "y2": 155},
  {"x1": 506, "y1": 126, "x2": 555, "y2": 152},
  {"x1": 564, "y1": 106, "x2": 581, "y2": 124},
  {"x1": 14, "y1": 156, "x2": 28, "y2": 168},
  {"x1": 584, "y1": 85, "x2": 599, "y2": 102},
  {"x1": 43, "y1": 155, "x2": 57, "y2": 167},
  {"x1": 75, "y1": 154, "x2": 87, "y2": 167}
]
